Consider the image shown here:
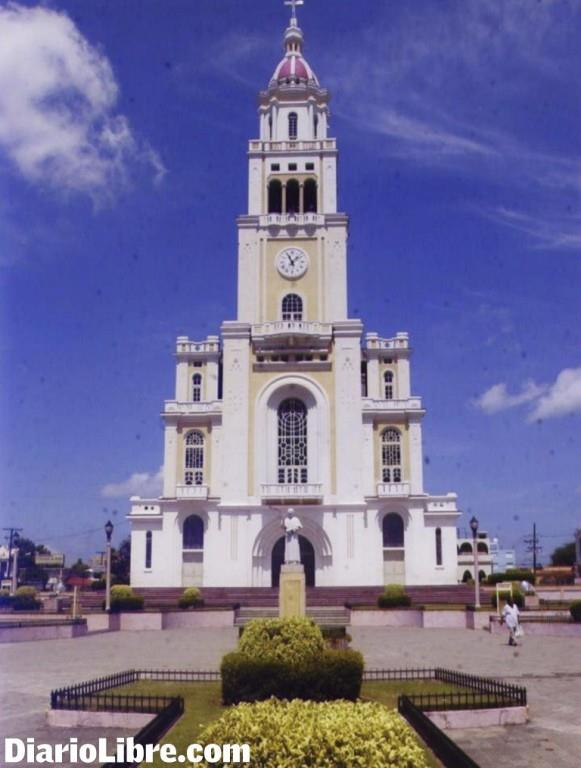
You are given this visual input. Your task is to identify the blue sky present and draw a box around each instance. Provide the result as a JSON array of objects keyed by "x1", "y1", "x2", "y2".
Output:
[{"x1": 1, "y1": 0, "x2": 580, "y2": 565}]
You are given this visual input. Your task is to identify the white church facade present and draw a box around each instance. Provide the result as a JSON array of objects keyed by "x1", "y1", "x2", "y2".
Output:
[{"x1": 129, "y1": 8, "x2": 461, "y2": 589}]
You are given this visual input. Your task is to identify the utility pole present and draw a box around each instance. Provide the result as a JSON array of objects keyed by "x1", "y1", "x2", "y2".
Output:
[
  {"x1": 2, "y1": 528, "x2": 23, "y2": 580},
  {"x1": 524, "y1": 523, "x2": 542, "y2": 580}
]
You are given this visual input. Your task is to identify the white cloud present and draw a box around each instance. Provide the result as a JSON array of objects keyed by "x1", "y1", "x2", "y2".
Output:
[
  {"x1": 528, "y1": 368, "x2": 581, "y2": 422},
  {"x1": 474, "y1": 380, "x2": 545, "y2": 414},
  {"x1": 101, "y1": 467, "x2": 163, "y2": 499},
  {"x1": 0, "y1": 4, "x2": 165, "y2": 199}
]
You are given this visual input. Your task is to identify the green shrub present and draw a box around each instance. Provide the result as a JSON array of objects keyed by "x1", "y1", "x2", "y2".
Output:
[
  {"x1": 570, "y1": 601, "x2": 581, "y2": 622},
  {"x1": 378, "y1": 584, "x2": 412, "y2": 608},
  {"x1": 239, "y1": 617, "x2": 324, "y2": 664},
  {"x1": 108, "y1": 585, "x2": 144, "y2": 612},
  {"x1": 199, "y1": 698, "x2": 427, "y2": 768},
  {"x1": 8, "y1": 586, "x2": 42, "y2": 611},
  {"x1": 221, "y1": 648, "x2": 364, "y2": 705},
  {"x1": 178, "y1": 587, "x2": 203, "y2": 609},
  {"x1": 486, "y1": 570, "x2": 534, "y2": 586},
  {"x1": 490, "y1": 584, "x2": 524, "y2": 609}
]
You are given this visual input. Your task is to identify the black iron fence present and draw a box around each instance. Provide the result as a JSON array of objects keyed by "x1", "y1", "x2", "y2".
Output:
[
  {"x1": 364, "y1": 667, "x2": 435, "y2": 681},
  {"x1": 435, "y1": 667, "x2": 527, "y2": 706},
  {"x1": 398, "y1": 696, "x2": 480, "y2": 768},
  {"x1": 138, "y1": 669, "x2": 221, "y2": 682},
  {"x1": 51, "y1": 670, "x2": 138, "y2": 708}
]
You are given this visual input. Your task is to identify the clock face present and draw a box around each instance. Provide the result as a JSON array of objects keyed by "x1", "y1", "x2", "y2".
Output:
[{"x1": 276, "y1": 247, "x2": 309, "y2": 279}]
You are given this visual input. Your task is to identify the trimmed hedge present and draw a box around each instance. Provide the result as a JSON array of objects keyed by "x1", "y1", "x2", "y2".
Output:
[
  {"x1": 199, "y1": 699, "x2": 428, "y2": 768},
  {"x1": 570, "y1": 601, "x2": 581, "y2": 623},
  {"x1": 377, "y1": 584, "x2": 412, "y2": 609},
  {"x1": 0, "y1": 588, "x2": 42, "y2": 611},
  {"x1": 239, "y1": 617, "x2": 324, "y2": 664},
  {"x1": 107, "y1": 585, "x2": 144, "y2": 612},
  {"x1": 221, "y1": 648, "x2": 364, "y2": 705},
  {"x1": 178, "y1": 587, "x2": 203, "y2": 609},
  {"x1": 486, "y1": 570, "x2": 534, "y2": 586},
  {"x1": 490, "y1": 584, "x2": 524, "y2": 609}
]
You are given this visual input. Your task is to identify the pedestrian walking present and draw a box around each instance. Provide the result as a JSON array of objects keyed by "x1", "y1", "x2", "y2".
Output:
[{"x1": 500, "y1": 596, "x2": 521, "y2": 646}]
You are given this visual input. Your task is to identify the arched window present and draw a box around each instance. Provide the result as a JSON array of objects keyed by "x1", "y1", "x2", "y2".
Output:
[
  {"x1": 145, "y1": 531, "x2": 152, "y2": 569},
  {"x1": 313, "y1": 113, "x2": 318, "y2": 138},
  {"x1": 477, "y1": 542, "x2": 489, "y2": 554},
  {"x1": 192, "y1": 373, "x2": 202, "y2": 402},
  {"x1": 384, "y1": 371, "x2": 394, "y2": 400},
  {"x1": 282, "y1": 293, "x2": 303, "y2": 321},
  {"x1": 381, "y1": 428, "x2": 402, "y2": 483},
  {"x1": 304, "y1": 179, "x2": 317, "y2": 212},
  {"x1": 435, "y1": 528, "x2": 442, "y2": 566},
  {"x1": 185, "y1": 431, "x2": 204, "y2": 486},
  {"x1": 268, "y1": 115, "x2": 273, "y2": 140},
  {"x1": 459, "y1": 542, "x2": 473, "y2": 554},
  {"x1": 288, "y1": 112, "x2": 298, "y2": 140},
  {"x1": 383, "y1": 513, "x2": 404, "y2": 547},
  {"x1": 183, "y1": 514, "x2": 204, "y2": 550},
  {"x1": 478, "y1": 570, "x2": 487, "y2": 582},
  {"x1": 268, "y1": 180, "x2": 282, "y2": 213},
  {"x1": 286, "y1": 179, "x2": 300, "y2": 214},
  {"x1": 462, "y1": 570, "x2": 473, "y2": 583},
  {"x1": 277, "y1": 398, "x2": 307, "y2": 484}
]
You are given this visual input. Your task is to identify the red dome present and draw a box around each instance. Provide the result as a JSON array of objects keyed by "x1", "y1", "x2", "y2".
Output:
[{"x1": 272, "y1": 54, "x2": 318, "y2": 86}]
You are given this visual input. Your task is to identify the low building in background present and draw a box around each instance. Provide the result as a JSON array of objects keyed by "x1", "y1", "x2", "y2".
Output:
[
  {"x1": 489, "y1": 538, "x2": 516, "y2": 573},
  {"x1": 457, "y1": 530, "x2": 493, "y2": 583}
]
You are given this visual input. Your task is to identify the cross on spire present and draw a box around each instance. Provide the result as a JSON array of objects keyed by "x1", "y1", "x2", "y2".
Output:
[{"x1": 284, "y1": 0, "x2": 304, "y2": 24}]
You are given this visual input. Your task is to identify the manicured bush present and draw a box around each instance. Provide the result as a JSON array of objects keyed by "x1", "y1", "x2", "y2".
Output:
[
  {"x1": 10, "y1": 586, "x2": 42, "y2": 611},
  {"x1": 570, "y1": 600, "x2": 581, "y2": 623},
  {"x1": 377, "y1": 584, "x2": 412, "y2": 608},
  {"x1": 490, "y1": 584, "x2": 524, "y2": 610},
  {"x1": 486, "y1": 570, "x2": 534, "y2": 586},
  {"x1": 178, "y1": 587, "x2": 203, "y2": 609},
  {"x1": 221, "y1": 648, "x2": 364, "y2": 705},
  {"x1": 108, "y1": 585, "x2": 144, "y2": 612},
  {"x1": 199, "y1": 698, "x2": 428, "y2": 768},
  {"x1": 239, "y1": 617, "x2": 324, "y2": 664}
]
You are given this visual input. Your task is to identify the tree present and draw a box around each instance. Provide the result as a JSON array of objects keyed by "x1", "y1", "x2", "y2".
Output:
[
  {"x1": 12, "y1": 537, "x2": 51, "y2": 588},
  {"x1": 111, "y1": 537, "x2": 131, "y2": 584},
  {"x1": 550, "y1": 542, "x2": 576, "y2": 567},
  {"x1": 70, "y1": 558, "x2": 90, "y2": 576}
]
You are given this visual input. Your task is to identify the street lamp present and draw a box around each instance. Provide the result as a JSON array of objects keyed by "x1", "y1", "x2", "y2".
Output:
[
  {"x1": 10, "y1": 532, "x2": 20, "y2": 596},
  {"x1": 469, "y1": 516, "x2": 480, "y2": 608},
  {"x1": 104, "y1": 520, "x2": 114, "y2": 612}
]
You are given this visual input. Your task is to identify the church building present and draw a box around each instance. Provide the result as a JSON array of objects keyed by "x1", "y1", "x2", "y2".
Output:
[{"x1": 129, "y1": 6, "x2": 460, "y2": 589}]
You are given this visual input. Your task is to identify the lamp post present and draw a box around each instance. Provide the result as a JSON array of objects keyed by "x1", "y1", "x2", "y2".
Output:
[
  {"x1": 469, "y1": 516, "x2": 480, "y2": 608},
  {"x1": 104, "y1": 520, "x2": 114, "y2": 612},
  {"x1": 10, "y1": 532, "x2": 20, "y2": 596}
]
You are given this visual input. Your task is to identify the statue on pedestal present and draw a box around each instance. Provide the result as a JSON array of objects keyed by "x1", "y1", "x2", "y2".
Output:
[{"x1": 282, "y1": 508, "x2": 302, "y2": 564}]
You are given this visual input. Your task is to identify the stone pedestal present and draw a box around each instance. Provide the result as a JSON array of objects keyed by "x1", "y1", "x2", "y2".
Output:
[{"x1": 279, "y1": 564, "x2": 306, "y2": 619}]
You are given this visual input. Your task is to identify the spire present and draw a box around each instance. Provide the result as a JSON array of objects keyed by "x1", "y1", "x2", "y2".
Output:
[
  {"x1": 283, "y1": 0, "x2": 304, "y2": 55},
  {"x1": 284, "y1": 0, "x2": 304, "y2": 27}
]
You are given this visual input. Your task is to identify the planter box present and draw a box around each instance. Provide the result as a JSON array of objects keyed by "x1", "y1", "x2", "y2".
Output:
[
  {"x1": 422, "y1": 610, "x2": 465, "y2": 629},
  {"x1": 119, "y1": 612, "x2": 163, "y2": 631},
  {"x1": 350, "y1": 609, "x2": 423, "y2": 627},
  {"x1": 162, "y1": 610, "x2": 234, "y2": 629},
  {"x1": 427, "y1": 706, "x2": 527, "y2": 729},
  {"x1": 465, "y1": 611, "x2": 492, "y2": 630},
  {"x1": 0, "y1": 622, "x2": 87, "y2": 644}
]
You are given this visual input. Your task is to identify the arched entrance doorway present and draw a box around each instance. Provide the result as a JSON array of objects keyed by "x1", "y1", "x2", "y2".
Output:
[{"x1": 271, "y1": 536, "x2": 315, "y2": 587}]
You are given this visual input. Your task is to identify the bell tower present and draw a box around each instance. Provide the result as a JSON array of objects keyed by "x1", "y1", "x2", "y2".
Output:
[{"x1": 237, "y1": 1, "x2": 348, "y2": 325}]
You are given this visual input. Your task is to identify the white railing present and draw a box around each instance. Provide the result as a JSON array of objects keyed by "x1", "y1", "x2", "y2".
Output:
[
  {"x1": 377, "y1": 482, "x2": 410, "y2": 497},
  {"x1": 259, "y1": 213, "x2": 324, "y2": 228},
  {"x1": 362, "y1": 398, "x2": 422, "y2": 411},
  {"x1": 176, "y1": 338, "x2": 220, "y2": 355},
  {"x1": 260, "y1": 483, "x2": 323, "y2": 500},
  {"x1": 365, "y1": 333, "x2": 409, "y2": 351},
  {"x1": 176, "y1": 484, "x2": 209, "y2": 500},
  {"x1": 426, "y1": 495, "x2": 458, "y2": 513},
  {"x1": 164, "y1": 400, "x2": 222, "y2": 415},
  {"x1": 252, "y1": 321, "x2": 332, "y2": 338},
  {"x1": 249, "y1": 139, "x2": 336, "y2": 153}
]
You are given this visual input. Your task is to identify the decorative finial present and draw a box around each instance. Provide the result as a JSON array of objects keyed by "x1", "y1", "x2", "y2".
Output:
[{"x1": 284, "y1": 0, "x2": 304, "y2": 26}]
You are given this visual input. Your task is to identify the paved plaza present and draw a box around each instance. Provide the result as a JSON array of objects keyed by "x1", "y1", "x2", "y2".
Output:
[{"x1": 1, "y1": 626, "x2": 579, "y2": 767}]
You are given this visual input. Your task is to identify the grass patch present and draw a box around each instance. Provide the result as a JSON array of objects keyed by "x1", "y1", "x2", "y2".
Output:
[{"x1": 107, "y1": 679, "x2": 455, "y2": 767}]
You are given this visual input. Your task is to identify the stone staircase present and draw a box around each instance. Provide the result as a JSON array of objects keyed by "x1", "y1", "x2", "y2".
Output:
[{"x1": 235, "y1": 605, "x2": 350, "y2": 628}]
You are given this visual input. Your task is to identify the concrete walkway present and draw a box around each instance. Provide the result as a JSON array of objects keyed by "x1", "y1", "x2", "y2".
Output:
[{"x1": 1, "y1": 626, "x2": 579, "y2": 767}]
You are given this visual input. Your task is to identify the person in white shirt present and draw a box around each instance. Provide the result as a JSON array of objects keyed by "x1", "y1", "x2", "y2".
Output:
[{"x1": 501, "y1": 597, "x2": 520, "y2": 646}]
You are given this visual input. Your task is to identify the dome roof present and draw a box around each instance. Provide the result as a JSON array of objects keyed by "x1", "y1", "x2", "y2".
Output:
[
  {"x1": 269, "y1": 15, "x2": 319, "y2": 88},
  {"x1": 271, "y1": 53, "x2": 319, "y2": 86}
]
